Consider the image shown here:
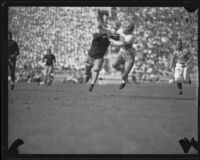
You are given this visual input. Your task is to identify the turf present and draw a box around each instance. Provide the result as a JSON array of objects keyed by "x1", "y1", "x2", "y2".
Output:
[{"x1": 8, "y1": 82, "x2": 198, "y2": 154}]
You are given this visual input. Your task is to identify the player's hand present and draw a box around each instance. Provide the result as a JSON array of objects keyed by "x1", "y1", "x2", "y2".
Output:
[{"x1": 109, "y1": 38, "x2": 114, "y2": 43}]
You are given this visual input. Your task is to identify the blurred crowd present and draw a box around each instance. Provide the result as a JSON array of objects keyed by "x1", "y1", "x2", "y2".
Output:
[{"x1": 8, "y1": 7, "x2": 198, "y2": 83}]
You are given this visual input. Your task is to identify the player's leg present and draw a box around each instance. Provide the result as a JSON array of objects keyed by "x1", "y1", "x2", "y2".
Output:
[
  {"x1": 177, "y1": 82, "x2": 183, "y2": 95},
  {"x1": 119, "y1": 49, "x2": 135, "y2": 89},
  {"x1": 46, "y1": 66, "x2": 50, "y2": 83},
  {"x1": 84, "y1": 56, "x2": 93, "y2": 83},
  {"x1": 88, "y1": 58, "x2": 104, "y2": 92},
  {"x1": 8, "y1": 64, "x2": 11, "y2": 85},
  {"x1": 8, "y1": 60, "x2": 12, "y2": 81},
  {"x1": 174, "y1": 63, "x2": 184, "y2": 95},
  {"x1": 119, "y1": 61, "x2": 134, "y2": 89},
  {"x1": 10, "y1": 60, "x2": 16, "y2": 90},
  {"x1": 49, "y1": 65, "x2": 53, "y2": 82},
  {"x1": 48, "y1": 66, "x2": 52, "y2": 83},
  {"x1": 47, "y1": 65, "x2": 53, "y2": 85},
  {"x1": 183, "y1": 66, "x2": 191, "y2": 84},
  {"x1": 112, "y1": 51, "x2": 124, "y2": 73},
  {"x1": 44, "y1": 66, "x2": 48, "y2": 84}
]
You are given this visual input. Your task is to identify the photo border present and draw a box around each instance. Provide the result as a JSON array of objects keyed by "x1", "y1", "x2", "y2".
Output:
[{"x1": 1, "y1": 0, "x2": 199, "y2": 159}]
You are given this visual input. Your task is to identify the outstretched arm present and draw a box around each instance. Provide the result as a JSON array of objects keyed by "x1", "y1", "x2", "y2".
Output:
[
  {"x1": 110, "y1": 34, "x2": 133, "y2": 47},
  {"x1": 109, "y1": 39, "x2": 124, "y2": 47}
]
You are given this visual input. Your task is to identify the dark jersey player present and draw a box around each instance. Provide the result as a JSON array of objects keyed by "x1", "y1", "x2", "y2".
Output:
[
  {"x1": 43, "y1": 48, "x2": 56, "y2": 85},
  {"x1": 85, "y1": 25, "x2": 119, "y2": 92},
  {"x1": 8, "y1": 31, "x2": 19, "y2": 90}
]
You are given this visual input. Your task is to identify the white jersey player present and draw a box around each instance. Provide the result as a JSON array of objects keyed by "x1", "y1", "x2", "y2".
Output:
[
  {"x1": 171, "y1": 39, "x2": 192, "y2": 95},
  {"x1": 109, "y1": 22, "x2": 136, "y2": 89}
]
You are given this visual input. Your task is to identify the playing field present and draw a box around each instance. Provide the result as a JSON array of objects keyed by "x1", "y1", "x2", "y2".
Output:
[{"x1": 8, "y1": 81, "x2": 198, "y2": 154}]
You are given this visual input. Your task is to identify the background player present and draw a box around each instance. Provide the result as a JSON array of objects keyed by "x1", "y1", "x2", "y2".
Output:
[
  {"x1": 43, "y1": 48, "x2": 56, "y2": 85},
  {"x1": 171, "y1": 38, "x2": 192, "y2": 95},
  {"x1": 8, "y1": 31, "x2": 20, "y2": 90},
  {"x1": 85, "y1": 25, "x2": 119, "y2": 92},
  {"x1": 109, "y1": 22, "x2": 136, "y2": 89}
]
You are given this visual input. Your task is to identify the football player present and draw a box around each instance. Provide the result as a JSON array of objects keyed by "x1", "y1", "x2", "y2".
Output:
[
  {"x1": 109, "y1": 22, "x2": 136, "y2": 89},
  {"x1": 8, "y1": 31, "x2": 20, "y2": 90},
  {"x1": 43, "y1": 48, "x2": 56, "y2": 85},
  {"x1": 85, "y1": 24, "x2": 120, "y2": 92},
  {"x1": 171, "y1": 39, "x2": 192, "y2": 95}
]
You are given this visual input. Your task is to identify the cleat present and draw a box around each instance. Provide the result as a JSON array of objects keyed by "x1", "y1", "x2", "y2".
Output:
[
  {"x1": 119, "y1": 82, "x2": 126, "y2": 90},
  {"x1": 88, "y1": 84, "x2": 94, "y2": 92},
  {"x1": 178, "y1": 91, "x2": 183, "y2": 95}
]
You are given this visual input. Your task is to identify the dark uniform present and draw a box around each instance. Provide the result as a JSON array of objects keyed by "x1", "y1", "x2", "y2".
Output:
[
  {"x1": 85, "y1": 30, "x2": 120, "y2": 92},
  {"x1": 8, "y1": 35, "x2": 19, "y2": 89},
  {"x1": 88, "y1": 33, "x2": 110, "y2": 58},
  {"x1": 85, "y1": 32, "x2": 119, "y2": 72},
  {"x1": 43, "y1": 52, "x2": 56, "y2": 84},
  {"x1": 85, "y1": 33, "x2": 110, "y2": 71},
  {"x1": 43, "y1": 54, "x2": 56, "y2": 66}
]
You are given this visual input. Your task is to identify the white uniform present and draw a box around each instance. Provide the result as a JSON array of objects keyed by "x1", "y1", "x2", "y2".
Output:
[
  {"x1": 116, "y1": 29, "x2": 135, "y2": 62},
  {"x1": 172, "y1": 49, "x2": 192, "y2": 83}
]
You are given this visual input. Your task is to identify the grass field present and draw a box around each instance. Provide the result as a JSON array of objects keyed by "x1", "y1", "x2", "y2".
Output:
[{"x1": 8, "y1": 81, "x2": 198, "y2": 154}]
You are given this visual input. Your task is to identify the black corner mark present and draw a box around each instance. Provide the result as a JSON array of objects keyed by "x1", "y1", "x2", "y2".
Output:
[
  {"x1": 184, "y1": 6, "x2": 198, "y2": 13},
  {"x1": 8, "y1": 138, "x2": 24, "y2": 154},
  {"x1": 179, "y1": 137, "x2": 199, "y2": 153},
  {"x1": 179, "y1": 138, "x2": 191, "y2": 153},
  {"x1": 191, "y1": 137, "x2": 200, "y2": 152}
]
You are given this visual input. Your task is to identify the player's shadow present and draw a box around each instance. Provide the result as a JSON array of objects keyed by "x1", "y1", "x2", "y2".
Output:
[{"x1": 128, "y1": 95, "x2": 195, "y2": 101}]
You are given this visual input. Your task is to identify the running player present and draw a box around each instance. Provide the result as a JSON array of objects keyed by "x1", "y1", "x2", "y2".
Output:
[
  {"x1": 171, "y1": 39, "x2": 192, "y2": 95},
  {"x1": 109, "y1": 22, "x2": 136, "y2": 89},
  {"x1": 8, "y1": 31, "x2": 20, "y2": 90},
  {"x1": 85, "y1": 25, "x2": 119, "y2": 92},
  {"x1": 43, "y1": 48, "x2": 56, "y2": 85}
]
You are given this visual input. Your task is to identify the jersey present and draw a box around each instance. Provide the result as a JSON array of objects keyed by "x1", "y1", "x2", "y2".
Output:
[
  {"x1": 43, "y1": 54, "x2": 56, "y2": 66},
  {"x1": 116, "y1": 28, "x2": 134, "y2": 49},
  {"x1": 122, "y1": 34, "x2": 134, "y2": 49},
  {"x1": 173, "y1": 49, "x2": 192, "y2": 65},
  {"x1": 8, "y1": 40, "x2": 19, "y2": 59},
  {"x1": 88, "y1": 33, "x2": 110, "y2": 59}
]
